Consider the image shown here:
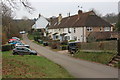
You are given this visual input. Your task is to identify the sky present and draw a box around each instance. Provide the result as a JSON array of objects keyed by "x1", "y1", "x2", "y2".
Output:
[{"x1": 13, "y1": 0, "x2": 120, "y2": 19}]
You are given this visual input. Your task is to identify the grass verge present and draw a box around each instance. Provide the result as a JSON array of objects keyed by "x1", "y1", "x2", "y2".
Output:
[
  {"x1": 74, "y1": 50, "x2": 116, "y2": 65},
  {"x1": 27, "y1": 34, "x2": 34, "y2": 40},
  {"x1": 2, "y1": 51, "x2": 73, "y2": 78}
]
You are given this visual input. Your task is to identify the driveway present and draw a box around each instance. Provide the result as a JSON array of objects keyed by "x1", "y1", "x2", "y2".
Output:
[{"x1": 23, "y1": 34, "x2": 118, "y2": 78}]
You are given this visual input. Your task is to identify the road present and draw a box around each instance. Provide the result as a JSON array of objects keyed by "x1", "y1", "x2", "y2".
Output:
[{"x1": 23, "y1": 34, "x2": 118, "y2": 78}]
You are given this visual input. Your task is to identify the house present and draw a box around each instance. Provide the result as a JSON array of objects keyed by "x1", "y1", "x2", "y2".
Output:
[
  {"x1": 48, "y1": 10, "x2": 113, "y2": 42},
  {"x1": 32, "y1": 14, "x2": 49, "y2": 36}
]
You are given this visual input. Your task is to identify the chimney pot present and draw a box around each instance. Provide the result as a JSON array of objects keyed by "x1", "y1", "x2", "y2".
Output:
[
  {"x1": 78, "y1": 10, "x2": 82, "y2": 14},
  {"x1": 78, "y1": 10, "x2": 82, "y2": 19}
]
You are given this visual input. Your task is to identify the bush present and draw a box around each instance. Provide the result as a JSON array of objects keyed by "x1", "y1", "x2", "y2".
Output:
[
  {"x1": 61, "y1": 40, "x2": 68, "y2": 45},
  {"x1": 43, "y1": 42, "x2": 48, "y2": 46},
  {"x1": 34, "y1": 37, "x2": 40, "y2": 41},
  {"x1": 59, "y1": 45, "x2": 68, "y2": 50},
  {"x1": 2, "y1": 44, "x2": 14, "y2": 51},
  {"x1": 69, "y1": 40, "x2": 76, "y2": 42},
  {"x1": 50, "y1": 42, "x2": 60, "y2": 49},
  {"x1": 76, "y1": 43, "x2": 81, "y2": 49}
]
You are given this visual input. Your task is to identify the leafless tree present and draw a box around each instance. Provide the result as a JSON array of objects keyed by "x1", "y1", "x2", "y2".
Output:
[
  {"x1": 89, "y1": 8, "x2": 102, "y2": 17},
  {"x1": 0, "y1": 0, "x2": 34, "y2": 13}
]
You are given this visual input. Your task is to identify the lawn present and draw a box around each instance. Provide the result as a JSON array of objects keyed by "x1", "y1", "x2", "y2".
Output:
[
  {"x1": 2, "y1": 51, "x2": 73, "y2": 78},
  {"x1": 74, "y1": 51, "x2": 117, "y2": 65},
  {"x1": 27, "y1": 34, "x2": 34, "y2": 40}
]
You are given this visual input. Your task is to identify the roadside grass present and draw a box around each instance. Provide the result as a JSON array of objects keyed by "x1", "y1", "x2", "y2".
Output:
[
  {"x1": 2, "y1": 51, "x2": 73, "y2": 78},
  {"x1": 74, "y1": 50, "x2": 117, "y2": 65},
  {"x1": 27, "y1": 34, "x2": 34, "y2": 40}
]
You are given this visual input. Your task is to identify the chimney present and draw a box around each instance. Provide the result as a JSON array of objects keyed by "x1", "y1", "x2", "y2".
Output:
[
  {"x1": 50, "y1": 17, "x2": 53, "y2": 26},
  {"x1": 38, "y1": 14, "x2": 41, "y2": 18},
  {"x1": 78, "y1": 10, "x2": 82, "y2": 19},
  {"x1": 68, "y1": 12, "x2": 70, "y2": 17},
  {"x1": 58, "y1": 14, "x2": 62, "y2": 23}
]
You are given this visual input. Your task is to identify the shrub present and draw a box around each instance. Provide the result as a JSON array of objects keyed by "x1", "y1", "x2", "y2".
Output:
[
  {"x1": 50, "y1": 42, "x2": 60, "y2": 49},
  {"x1": 60, "y1": 45, "x2": 68, "y2": 50},
  {"x1": 69, "y1": 40, "x2": 76, "y2": 42},
  {"x1": 76, "y1": 43, "x2": 81, "y2": 49},
  {"x1": 2, "y1": 44, "x2": 14, "y2": 51},
  {"x1": 34, "y1": 37, "x2": 40, "y2": 41},
  {"x1": 61, "y1": 40, "x2": 68, "y2": 45},
  {"x1": 43, "y1": 42, "x2": 48, "y2": 46}
]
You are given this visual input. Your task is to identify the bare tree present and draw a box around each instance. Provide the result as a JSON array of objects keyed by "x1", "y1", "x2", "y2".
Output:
[
  {"x1": 89, "y1": 8, "x2": 102, "y2": 17},
  {"x1": 0, "y1": 0, "x2": 34, "y2": 13}
]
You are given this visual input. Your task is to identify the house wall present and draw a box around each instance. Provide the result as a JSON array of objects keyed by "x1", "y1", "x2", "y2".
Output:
[
  {"x1": 86, "y1": 26, "x2": 112, "y2": 37},
  {"x1": 35, "y1": 16, "x2": 49, "y2": 29},
  {"x1": 48, "y1": 26, "x2": 112, "y2": 42},
  {"x1": 48, "y1": 27, "x2": 87, "y2": 42}
]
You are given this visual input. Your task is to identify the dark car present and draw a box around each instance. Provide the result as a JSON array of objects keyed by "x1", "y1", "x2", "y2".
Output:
[
  {"x1": 13, "y1": 47, "x2": 37, "y2": 55},
  {"x1": 68, "y1": 42, "x2": 80, "y2": 54}
]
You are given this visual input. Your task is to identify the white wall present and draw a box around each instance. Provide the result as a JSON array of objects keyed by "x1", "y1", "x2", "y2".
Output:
[
  {"x1": 35, "y1": 16, "x2": 49, "y2": 29},
  {"x1": 48, "y1": 27, "x2": 87, "y2": 42}
]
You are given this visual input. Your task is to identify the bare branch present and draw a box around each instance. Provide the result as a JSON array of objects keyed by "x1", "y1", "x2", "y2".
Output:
[{"x1": 1, "y1": 0, "x2": 34, "y2": 14}]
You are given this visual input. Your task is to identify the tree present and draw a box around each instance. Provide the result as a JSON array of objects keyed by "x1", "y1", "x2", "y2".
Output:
[
  {"x1": 115, "y1": 13, "x2": 120, "y2": 31},
  {"x1": 103, "y1": 13, "x2": 118, "y2": 23},
  {"x1": 1, "y1": 0, "x2": 34, "y2": 44},
  {"x1": 89, "y1": 8, "x2": 102, "y2": 17},
  {"x1": 0, "y1": 0, "x2": 34, "y2": 13}
]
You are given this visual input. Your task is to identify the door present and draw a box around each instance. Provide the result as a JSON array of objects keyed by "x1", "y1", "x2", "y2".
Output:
[{"x1": 22, "y1": 48, "x2": 30, "y2": 55}]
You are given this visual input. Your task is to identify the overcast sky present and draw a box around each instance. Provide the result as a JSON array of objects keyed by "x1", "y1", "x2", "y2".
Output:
[{"x1": 13, "y1": 0, "x2": 119, "y2": 19}]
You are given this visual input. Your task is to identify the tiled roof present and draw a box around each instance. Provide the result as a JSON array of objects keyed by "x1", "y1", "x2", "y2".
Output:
[
  {"x1": 48, "y1": 11, "x2": 112, "y2": 29},
  {"x1": 88, "y1": 31, "x2": 120, "y2": 40}
]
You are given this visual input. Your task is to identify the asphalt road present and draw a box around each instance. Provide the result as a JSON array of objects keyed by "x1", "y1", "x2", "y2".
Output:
[{"x1": 23, "y1": 34, "x2": 118, "y2": 78}]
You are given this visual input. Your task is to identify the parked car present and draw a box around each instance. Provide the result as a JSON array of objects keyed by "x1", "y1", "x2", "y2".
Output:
[
  {"x1": 8, "y1": 39, "x2": 17, "y2": 43},
  {"x1": 68, "y1": 42, "x2": 80, "y2": 54},
  {"x1": 20, "y1": 31, "x2": 26, "y2": 34},
  {"x1": 15, "y1": 43, "x2": 30, "y2": 48},
  {"x1": 13, "y1": 47, "x2": 37, "y2": 55},
  {"x1": 12, "y1": 37, "x2": 20, "y2": 41},
  {"x1": 9, "y1": 40, "x2": 22, "y2": 45}
]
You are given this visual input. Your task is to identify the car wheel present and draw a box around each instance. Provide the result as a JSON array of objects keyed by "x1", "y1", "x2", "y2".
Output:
[
  {"x1": 13, "y1": 52, "x2": 18, "y2": 55},
  {"x1": 30, "y1": 53, "x2": 33, "y2": 55}
]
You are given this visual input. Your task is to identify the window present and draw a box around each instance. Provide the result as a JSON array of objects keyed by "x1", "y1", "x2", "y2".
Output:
[
  {"x1": 74, "y1": 28, "x2": 76, "y2": 33},
  {"x1": 86, "y1": 27, "x2": 93, "y2": 32},
  {"x1": 65, "y1": 36, "x2": 70, "y2": 40},
  {"x1": 56, "y1": 35, "x2": 59, "y2": 39},
  {"x1": 17, "y1": 48, "x2": 22, "y2": 50},
  {"x1": 100, "y1": 27, "x2": 102, "y2": 31},
  {"x1": 68, "y1": 28, "x2": 71, "y2": 33},
  {"x1": 74, "y1": 36, "x2": 77, "y2": 40},
  {"x1": 104, "y1": 27, "x2": 110, "y2": 31}
]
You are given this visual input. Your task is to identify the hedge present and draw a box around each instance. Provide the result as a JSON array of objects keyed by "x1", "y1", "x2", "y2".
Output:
[{"x1": 2, "y1": 44, "x2": 14, "y2": 51}]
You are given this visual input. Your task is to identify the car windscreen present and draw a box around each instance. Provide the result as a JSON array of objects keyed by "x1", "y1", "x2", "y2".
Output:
[{"x1": 69, "y1": 43, "x2": 76, "y2": 46}]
